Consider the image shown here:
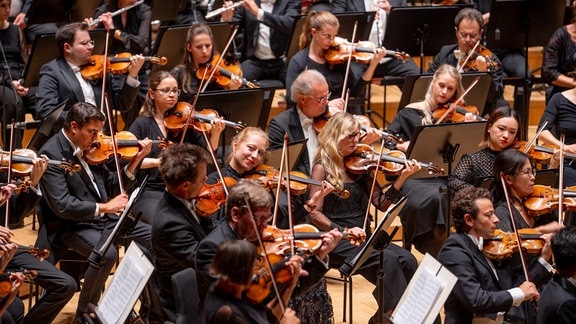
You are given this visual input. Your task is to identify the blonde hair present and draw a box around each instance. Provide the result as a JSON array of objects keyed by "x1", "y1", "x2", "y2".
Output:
[
  {"x1": 417, "y1": 64, "x2": 464, "y2": 125},
  {"x1": 228, "y1": 126, "x2": 269, "y2": 163},
  {"x1": 299, "y1": 11, "x2": 339, "y2": 50},
  {"x1": 314, "y1": 112, "x2": 360, "y2": 189}
]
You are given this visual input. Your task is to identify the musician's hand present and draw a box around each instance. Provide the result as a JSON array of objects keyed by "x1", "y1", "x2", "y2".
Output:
[
  {"x1": 9, "y1": 272, "x2": 24, "y2": 292},
  {"x1": 243, "y1": 0, "x2": 259, "y2": 16},
  {"x1": 316, "y1": 228, "x2": 342, "y2": 261},
  {"x1": 347, "y1": 226, "x2": 366, "y2": 246},
  {"x1": 135, "y1": 138, "x2": 153, "y2": 159},
  {"x1": 220, "y1": 1, "x2": 235, "y2": 21},
  {"x1": 475, "y1": 55, "x2": 488, "y2": 72},
  {"x1": 228, "y1": 74, "x2": 242, "y2": 90},
  {"x1": 327, "y1": 98, "x2": 345, "y2": 112},
  {"x1": 100, "y1": 193, "x2": 129, "y2": 214},
  {"x1": 396, "y1": 140, "x2": 410, "y2": 152},
  {"x1": 211, "y1": 117, "x2": 226, "y2": 135},
  {"x1": 285, "y1": 255, "x2": 306, "y2": 284},
  {"x1": 372, "y1": 48, "x2": 387, "y2": 65},
  {"x1": 29, "y1": 155, "x2": 49, "y2": 187},
  {"x1": 0, "y1": 243, "x2": 18, "y2": 270},
  {"x1": 98, "y1": 12, "x2": 115, "y2": 30},
  {"x1": 127, "y1": 54, "x2": 145, "y2": 78},
  {"x1": 539, "y1": 233, "x2": 553, "y2": 261},
  {"x1": 360, "y1": 127, "x2": 381, "y2": 145},
  {"x1": 280, "y1": 308, "x2": 301, "y2": 324},
  {"x1": 11, "y1": 80, "x2": 28, "y2": 97},
  {"x1": 0, "y1": 226, "x2": 14, "y2": 245},
  {"x1": 13, "y1": 13, "x2": 27, "y2": 29},
  {"x1": 564, "y1": 143, "x2": 576, "y2": 155},
  {"x1": 0, "y1": 184, "x2": 16, "y2": 208},
  {"x1": 377, "y1": 0, "x2": 392, "y2": 13},
  {"x1": 519, "y1": 281, "x2": 539, "y2": 302},
  {"x1": 464, "y1": 112, "x2": 477, "y2": 122}
]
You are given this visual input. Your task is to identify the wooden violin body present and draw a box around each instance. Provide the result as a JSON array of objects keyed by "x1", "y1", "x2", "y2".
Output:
[
  {"x1": 163, "y1": 102, "x2": 244, "y2": 133},
  {"x1": 483, "y1": 228, "x2": 544, "y2": 260},
  {"x1": 195, "y1": 177, "x2": 237, "y2": 216},
  {"x1": 433, "y1": 102, "x2": 482, "y2": 123},
  {"x1": 0, "y1": 149, "x2": 80, "y2": 176},
  {"x1": 196, "y1": 54, "x2": 257, "y2": 89},
  {"x1": 325, "y1": 37, "x2": 410, "y2": 65},
  {"x1": 80, "y1": 53, "x2": 167, "y2": 80},
  {"x1": 523, "y1": 184, "x2": 576, "y2": 216}
]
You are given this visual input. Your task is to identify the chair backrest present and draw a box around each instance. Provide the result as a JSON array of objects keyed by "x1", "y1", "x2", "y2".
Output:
[{"x1": 171, "y1": 268, "x2": 200, "y2": 324}]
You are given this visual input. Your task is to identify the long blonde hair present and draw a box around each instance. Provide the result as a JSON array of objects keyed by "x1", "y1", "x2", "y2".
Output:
[
  {"x1": 415, "y1": 64, "x2": 464, "y2": 125},
  {"x1": 298, "y1": 11, "x2": 339, "y2": 50},
  {"x1": 314, "y1": 112, "x2": 360, "y2": 189}
]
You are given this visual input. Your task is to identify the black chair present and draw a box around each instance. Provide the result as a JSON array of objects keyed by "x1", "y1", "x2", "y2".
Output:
[{"x1": 171, "y1": 268, "x2": 200, "y2": 324}]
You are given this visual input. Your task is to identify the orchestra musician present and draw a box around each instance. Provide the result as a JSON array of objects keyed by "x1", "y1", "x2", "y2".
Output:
[
  {"x1": 427, "y1": 7, "x2": 506, "y2": 115},
  {"x1": 10, "y1": 0, "x2": 57, "y2": 44},
  {"x1": 151, "y1": 143, "x2": 213, "y2": 322},
  {"x1": 171, "y1": 23, "x2": 242, "y2": 103},
  {"x1": 129, "y1": 70, "x2": 224, "y2": 225},
  {"x1": 307, "y1": 112, "x2": 419, "y2": 323},
  {"x1": 220, "y1": 0, "x2": 301, "y2": 86},
  {"x1": 35, "y1": 22, "x2": 145, "y2": 120},
  {"x1": 36, "y1": 102, "x2": 153, "y2": 322},
  {"x1": 203, "y1": 239, "x2": 302, "y2": 324},
  {"x1": 437, "y1": 186, "x2": 540, "y2": 324}
]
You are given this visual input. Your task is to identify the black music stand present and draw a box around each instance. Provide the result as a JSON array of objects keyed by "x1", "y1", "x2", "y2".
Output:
[
  {"x1": 22, "y1": 31, "x2": 107, "y2": 88},
  {"x1": 26, "y1": 99, "x2": 67, "y2": 151},
  {"x1": 484, "y1": 0, "x2": 565, "y2": 138},
  {"x1": 149, "y1": 0, "x2": 181, "y2": 23},
  {"x1": 69, "y1": 0, "x2": 101, "y2": 22},
  {"x1": 25, "y1": 0, "x2": 75, "y2": 24},
  {"x1": 339, "y1": 196, "x2": 407, "y2": 324},
  {"x1": 265, "y1": 138, "x2": 307, "y2": 171},
  {"x1": 383, "y1": 5, "x2": 472, "y2": 72},
  {"x1": 151, "y1": 22, "x2": 234, "y2": 74}
]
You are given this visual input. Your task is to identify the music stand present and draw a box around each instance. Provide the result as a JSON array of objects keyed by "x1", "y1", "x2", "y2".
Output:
[
  {"x1": 69, "y1": 0, "x2": 101, "y2": 23},
  {"x1": 484, "y1": 0, "x2": 564, "y2": 136},
  {"x1": 265, "y1": 138, "x2": 307, "y2": 171},
  {"x1": 25, "y1": 0, "x2": 75, "y2": 25},
  {"x1": 398, "y1": 73, "x2": 493, "y2": 115},
  {"x1": 285, "y1": 12, "x2": 376, "y2": 65},
  {"x1": 151, "y1": 22, "x2": 234, "y2": 74},
  {"x1": 149, "y1": 0, "x2": 181, "y2": 23},
  {"x1": 22, "y1": 31, "x2": 107, "y2": 88},
  {"x1": 25, "y1": 99, "x2": 67, "y2": 151},
  {"x1": 383, "y1": 4, "x2": 472, "y2": 72}
]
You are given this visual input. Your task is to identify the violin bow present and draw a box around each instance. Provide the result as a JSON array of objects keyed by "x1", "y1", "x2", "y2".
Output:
[
  {"x1": 200, "y1": 129, "x2": 228, "y2": 196},
  {"x1": 282, "y1": 134, "x2": 296, "y2": 255},
  {"x1": 558, "y1": 133, "x2": 565, "y2": 224},
  {"x1": 271, "y1": 135, "x2": 288, "y2": 227},
  {"x1": 103, "y1": 95, "x2": 125, "y2": 195},
  {"x1": 457, "y1": 40, "x2": 481, "y2": 73},
  {"x1": 98, "y1": 24, "x2": 112, "y2": 115},
  {"x1": 242, "y1": 192, "x2": 287, "y2": 315},
  {"x1": 200, "y1": 25, "x2": 240, "y2": 93},
  {"x1": 521, "y1": 119, "x2": 548, "y2": 155},
  {"x1": 340, "y1": 21, "x2": 358, "y2": 100},
  {"x1": 499, "y1": 172, "x2": 531, "y2": 282},
  {"x1": 4, "y1": 120, "x2": 15, "y2": 228},
  {"x1": 435, "y1": 76, "x2": 481, "y2": 124},
  {"x1": 363, "y1": 141, "x2": 387, "y2": 231}
]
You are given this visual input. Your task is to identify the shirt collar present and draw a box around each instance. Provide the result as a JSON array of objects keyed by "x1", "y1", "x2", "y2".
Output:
[{"x1": 466, "y1": 233, "x2": 484, "y2": 251}]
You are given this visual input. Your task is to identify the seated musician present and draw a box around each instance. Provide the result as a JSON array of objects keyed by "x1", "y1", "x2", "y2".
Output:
[
  {"x1": 35, "y1": 22, "x2": 145, "y2": 121},
  {"x1": 220, "y1": 0, "x2": 301, "y2": 86},
  {"x1": 538, "y1": 226, "x2": 576, "y2": 323},
  {"x1": 36, "y1": 102, "x2": 153, "y2": 322},
  {"x1": 129, "y1": 70, "x2": 224, "y2": 225},
  {"x1": 437, "y1": 186, "x2": 541, "y2": 324},
  {"x1": 171, "y1": 23, "x2": 243, "y2": 103},
  {"x1": 427, "y1": 7, "x2": 507, "y2": 115},
  {"x1": 203, "y1": 239, "x2": 301, "y2": 324},
  {"x1": 0, "y1": 232, "x2": 24, "y2": 324},
  {"x1": 150, "y1": 143, "x2": 213, "y2": 322}
]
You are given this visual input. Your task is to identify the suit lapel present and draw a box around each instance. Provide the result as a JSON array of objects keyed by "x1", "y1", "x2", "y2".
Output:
[
  {"x1": 57, "y1": 59, "x2": 85, "y2": 104},
  {"x1": 59, "y1": 135, "x2": 104, "y2": 201},
  {"x1": 467, "y1": 238, "x2": 503, "y2": 289},
  {"x1": 167, "y1": 193, "x2": 207, "y2": 238},
  {"x1": 288, "y1": 109, "x2": 309, "y2": 174}
]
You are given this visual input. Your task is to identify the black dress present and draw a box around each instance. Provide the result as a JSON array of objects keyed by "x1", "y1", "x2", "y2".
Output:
[
  {"x1": 203, "y1": 285, "x2": 277, "y2": 324},
  {"x1": 542, "y1": 26, "x2": 576, "y2": 101},
  {"x1": 448, "y1": 148, "x2": 499, "y2": 197}
]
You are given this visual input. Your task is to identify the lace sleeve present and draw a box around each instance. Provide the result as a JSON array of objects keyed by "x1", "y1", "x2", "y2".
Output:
[{"x1": 448, "y1": 153, "x2": 476, "y2": 197}]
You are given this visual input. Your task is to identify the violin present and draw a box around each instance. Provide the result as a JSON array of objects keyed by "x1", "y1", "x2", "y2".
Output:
[
  {"x1": 195, "y1": 177, "x2": 237, "y2": 216},
  {"x1": 245, "y1": 250, "x2": 295, "y2": 304},
  {"x1": 83, "y1": 131, "x2": 169, "y2": 165},
  {"x1": 344, "y1": 144, "x2": 445, "y2": 176},
  {"x1": 0, "y1": 149, "x2": 80, "y2": 176},
  {"x1": 325, "y1": 37, "x2": 410, "y2": 65},
  {"x1": 433, "y1": 101, "x2": 484, "y2": 123},
  {"x1": 523, "y1": 184, "x2": 576, "y2": 217},
  {"x1": 80, "y1": 53, "x2": 167, "y2": 80},
  {"x1": 246, "y1": 165, "x2": 350, "y2": 199},
  {"x1": 513, "y1": 141, "x2": 554, "y2": 165},
  {"x1": 460, "y1": 44, "x2": 500, "y2": 72},
  {"x1": 196, "y1": 54, "x2": 257, "y2": 89},
  {"x1": 483, "y1": 228, "x2": 545, "y2": 260},
  {"x1": 163, "y1": 102, "x2": 245, "y2": 133}
]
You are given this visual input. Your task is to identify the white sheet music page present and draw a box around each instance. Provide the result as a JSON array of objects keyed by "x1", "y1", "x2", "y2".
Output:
[
  {"x1": 96, "y1": 242, "x2": 154, "y2": 324},
  {"x1": 393, "y1": 267, "x2": 443, "y2": 323}
]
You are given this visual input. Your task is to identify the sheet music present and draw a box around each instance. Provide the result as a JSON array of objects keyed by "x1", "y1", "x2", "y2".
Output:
[
  {"x1": 393, "y1": 268, "x2": 443, "y2": 323},
  {"x1": 97, "y1": 242, "x2": 154, "y2": 324}
]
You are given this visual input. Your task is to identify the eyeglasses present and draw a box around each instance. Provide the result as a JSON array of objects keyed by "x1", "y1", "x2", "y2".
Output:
[
  {"x1": 155, "y1": 88, "x2": 181, "y2": 96},
  {"x1": 308, "y1": 92, "x2": 331, "y2": 104},
  {"x1": 316, "y1": 29, "x2": 337, "y2": 41},
  {"x1": 457, "y1": 31, "x2": 479, "y2": 40},
  {"x1": 517, "y1": 168, "x2": 536, "y2": 177},
  {"x1": 345, "y1": 132, "x2": 360, "y2": 141},
  {"x1": 78, "y1": 40, "x2": 95, "y2": 47}
]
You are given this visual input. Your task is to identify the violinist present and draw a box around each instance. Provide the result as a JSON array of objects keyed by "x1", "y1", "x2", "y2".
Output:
[
  {"x1": 285, "y1": 10, "x2": 386, "y2": 110},
  {"x1": 538, "y1": 226, "x2": 576, "y2": 324},
  {"x1": 427, "y1": 7, "x2": 506, "y2": 115},
  {"x1": 307, "y1": 112, "x2": 419, "y2": 322},
  {"x1": 150, "y1": 143, "x2": 214, "y2": 322},
  {"x1": 204, "y1": 239, "x2": 301, "y2": 324},
  {"x1": 36, "y1": 22, "x2": 145, "y2": 120},
  {"x1": 129, "y1": 70, "x2": 224, "y2": 225},
  {"x1": 171, "y1": 23, "x2": 242, "y2": 103},
  {"x1": 36, "y1": 102, "x2": 153, "y2": 322},
  {"x1": 0, "y1": 239, "x2": 24, "y2": 323},
  {"x1": 492, "y1": 149, "x2": 559, "y2": 323},
  {"x1": 437, "y1": 186, "x2": 541, "y2": 324},
  {"x1": 220, "y1": 0, "x2": 301, "y2": 86}
]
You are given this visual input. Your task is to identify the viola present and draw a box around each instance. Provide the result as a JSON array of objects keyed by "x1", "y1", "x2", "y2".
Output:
[
  {"x1": 246, "y1": 165, "x2": 350, "y2": 199},
  {"x1": 83, "y1": 131, "x2": 168, "y2": 165},
  {"x1": 483, "y1": 228, "x2": 545, "y2": 260},
  {"x1": 0, "y1": 149, "x2": 80, "y2": 176},
  {"x1": 80, "y1": 53, "x2": 167, "y2": 80},
  {"x1": 344, "y1": 144, "x2": 445, "y2": 176},
  {"x1": 460, "y1": 44, "x2": 500, "y2": 72},
  {"x1": 433, "y1": 102, "x2": 484, "y2": 123},
  {"x1": 195, "y1": 177, "x2": 237, "y2": 216},
  {"x1": 325, "y1": 37, "x2": 410, "y2": 65},
  {"x1": 196, "y1": 54, "x2": 257, "y2": 89},
  {"x1": 523, "y1": 184, "x2": 576, "y2": 216},
  {"x1": 163, "y1": 102, "x2": 244, "y2": 133}
]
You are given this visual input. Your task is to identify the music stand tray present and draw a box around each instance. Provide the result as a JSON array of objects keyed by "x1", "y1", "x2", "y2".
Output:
[
  {"x1": 265, "y1": 138, "x2": 307, "y2": 171},
  {"x1": 406, "y1": 122, "x2": 487, "y2": 179}
]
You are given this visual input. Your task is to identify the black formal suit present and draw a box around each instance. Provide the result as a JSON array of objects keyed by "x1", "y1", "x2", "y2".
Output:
[
  {"x1": 36, "y1": 58, "x2": 140, "y2": 118},
  {"x1": 195, "y1": 219, "x2": 329, "y2": 302},
  {"x1": 151, "y1": 191, "x2": 213, "y2": 321},
  {"x1": 538, "y1": 274, "x2": 576, "y2": 324}
]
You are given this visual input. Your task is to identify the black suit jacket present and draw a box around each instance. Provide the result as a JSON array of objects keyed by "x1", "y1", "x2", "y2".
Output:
[
  {"x1": 37, "y1": 130, "x2": 136, "y2": 244},
  {"x1": 151, "y1": 191, "x2": 213, "y2": 321},
  {"x1": 538, "y1": 274, "x2": 576, "y2": 324},
  {"x1": 331, "y1": 0, "x2": 407, "y2": 12},
  {"x1": 36, "y1": 58, "x2": 139, "y2": 118},
  {"x1": 268, "y1": 107, "x2": 309, "y2": 175},
  {"x1": 233, "y1": 0, "x2": 301, "y2": 60}
]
